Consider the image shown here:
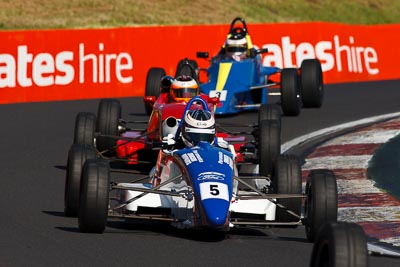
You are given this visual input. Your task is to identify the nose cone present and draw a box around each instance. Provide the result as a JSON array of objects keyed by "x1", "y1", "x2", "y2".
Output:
[{"x1": 202, "y1": 199, "x2": 230, "y2": 228}]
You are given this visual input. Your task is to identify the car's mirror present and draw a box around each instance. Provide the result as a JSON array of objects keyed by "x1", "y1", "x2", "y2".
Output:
[
  {"x1": 160, "y1": 75, "x2": 173, "y2": 92},
  {"x1": 196, "y1": 52, "x2": 209, "y2": 58},
  {"x1": 208, "y1": 97, "x2": 220, "y2": 105},
  {"x1": 256, "y1": 48, "x2": 269, "y2": 54},
  {"x1": 143, "y1": 96, "x2": 156, "y2": 104}
]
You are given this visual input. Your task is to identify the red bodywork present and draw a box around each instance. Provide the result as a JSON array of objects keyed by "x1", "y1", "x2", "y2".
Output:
[{"x1": 116, "y1": 93, "x2": 244, "y2": 165}]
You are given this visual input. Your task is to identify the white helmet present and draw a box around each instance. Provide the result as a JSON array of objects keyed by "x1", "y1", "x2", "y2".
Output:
[
  {"x1": 225, "y1": 35, "x2": 247, "y2": 60},
  {"x1": 182, "y1": 109, "x2": 215, "y2": 147}
]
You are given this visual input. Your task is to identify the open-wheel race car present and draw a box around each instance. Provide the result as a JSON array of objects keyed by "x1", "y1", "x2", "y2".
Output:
[
  {"x1": 64, "y1": 94, "x2": 280, "y2": 217},
  {"x1": 170, "y1": 17, "x2": 324, "y2": 116},
  {"x1": 142, "y1": 59, "x2": 214, "y2": 116},
  {"x1": 64, "y1": 95, "x2": 338, "y2": 242}
]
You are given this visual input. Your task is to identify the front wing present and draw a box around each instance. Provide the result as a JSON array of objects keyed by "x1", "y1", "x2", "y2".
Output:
[{"x1": 108, "y1": 174, "x2": 303, "y2": 228}]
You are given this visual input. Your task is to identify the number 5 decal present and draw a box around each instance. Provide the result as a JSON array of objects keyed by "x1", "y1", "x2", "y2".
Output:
[
  {"x1": 209, "y1": 184, "x2": 220, "y2": 196},
  {"x1": 200, "y1": 182, "x2": 229, "y2": 201}
]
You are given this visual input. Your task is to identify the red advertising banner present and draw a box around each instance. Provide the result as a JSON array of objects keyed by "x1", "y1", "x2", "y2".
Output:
[{"x1": 0, "y1": 22, "x2": 399, "y2": 104}]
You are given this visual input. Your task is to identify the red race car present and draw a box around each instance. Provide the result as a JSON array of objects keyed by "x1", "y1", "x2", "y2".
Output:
[{"x1": 120, "y1": 74, "x2": 220, "y2": 164}]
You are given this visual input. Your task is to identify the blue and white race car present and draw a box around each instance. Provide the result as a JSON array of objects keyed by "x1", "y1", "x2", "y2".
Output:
[
  {"x1": 179, "y1": 17, "x2": 324, "y2": 116},
  {"x1": 74, "y1": 96, "x2": 337, "y2": 242}
]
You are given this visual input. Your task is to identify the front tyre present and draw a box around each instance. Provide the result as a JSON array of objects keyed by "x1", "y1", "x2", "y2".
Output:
[
  {"x1": 281, "y1": 68, "x2": 301, "y2": 116},
  {"x1": 145, "y1": 67, "x2": 166, "y2": 115},
  {"x1": 258, "y1": 119, "x2": 281, "y2": 177},
  {"x1": 78, "y1": 159, "x2": 110, "y2": 233},
  {"x1": 96, "y1": 99, "x2": 121, "y2": 155},
  {"x1": 300, "y1": 59, "x2": 324, "y2": 108},
  {"x1": 274, "y1": 155, "x2": 302, "y2": 224},
  {"x1": 258, "y1": 104, "x2": 281, "y2": 128},
  {"x1": 305, "y1": 169, "x2": 338, "y2": 242},
  {"x1": 64, "y1": 144, "x2": 96, "y2": 217},
  {"x1": 310, "y1": 222, "x2": 368, "y2": 267},
  {"x1": 73, "y1": 112, "x2": 96, "y2": 146}
]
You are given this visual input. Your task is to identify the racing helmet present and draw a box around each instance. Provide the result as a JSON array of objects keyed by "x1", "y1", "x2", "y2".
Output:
[
  {"x1": 225, "y1": 34, "x2": 248, "y2": 60},
  {"x1": 182, "y1": 109, "x2": 215, "y2": 147},
  {"x1": 170, "y1": 76, "x2": 199, "y2": 102}
]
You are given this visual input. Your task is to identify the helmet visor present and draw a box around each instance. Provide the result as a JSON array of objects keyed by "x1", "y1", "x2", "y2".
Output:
[
  {"x1": 184, "y1": 127, "x2": 215, "y2": 144},
  {"x1": 226, "y1": 45, "x2": 247, "y2": 53},
  {"x1": 171, "y1": 87, "x2": 198, "y2": 100}
]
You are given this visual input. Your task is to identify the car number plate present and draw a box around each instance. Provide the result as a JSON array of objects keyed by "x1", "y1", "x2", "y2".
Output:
[{"x1": 209, "y1": 90, "x2": 227, "y2": 101}]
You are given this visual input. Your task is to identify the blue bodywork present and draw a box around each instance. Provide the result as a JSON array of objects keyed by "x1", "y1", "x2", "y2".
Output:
[
  {"x1": 173, "y1": 96, "x2": 234, "y2": 229},
  {"x1": 200, "y1": 55, "x2": 279, "y2": 114},
  {"x1": 174, "y1": 142, "x2": 234, "y2": 228}
]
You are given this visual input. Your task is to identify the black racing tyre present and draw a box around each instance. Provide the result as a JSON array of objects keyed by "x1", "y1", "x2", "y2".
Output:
[
  {"x1": 78, "y1": 159, "x2": 110, "y2": 233},
  {"x1": 96, "y1": 98, "x2": 121, "y2": 155},
  {"x1": 64, "y1": 144, "x2": 96, "y2": 217},
  {"x1": 274, "y1": 154, "x2": 302, "y2": 223},
  {"x1": 175, "y1": 59, "x2": 198, "y2": 80},
  {"x1": 281, "y1": 68, "x2": 301, "y2": 116},
  {"x1": 310, "y1": 222, "x2": 368, "y2": 267},
  {"x1": 258, "y1": 104, "x2": 281, "y2": 128},
  {"x1": 301, "y1": 59, "x2": 324, "y2": 108},
  {"x1": 145, "y1": 67, "x2": 166, "y2": 115},
  {"x1": 73, "y1": 112, "x2": 96, "y2": 146},
  {"x1": 258, "y1": 119, "x2": 281, "y2": 177},
  {"x1": 305, "y1": 169, "x2": 338, "y2": 242}
]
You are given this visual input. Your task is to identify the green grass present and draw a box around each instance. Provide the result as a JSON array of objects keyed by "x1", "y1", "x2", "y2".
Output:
[{"x1": 0, "y1": 0, "x2": 399, "y2": 30}]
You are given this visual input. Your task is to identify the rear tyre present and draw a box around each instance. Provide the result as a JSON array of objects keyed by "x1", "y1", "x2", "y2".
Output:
[
  {"x1": 274, "y1": 155, "x2": 302, "y2": 223},
  {"x1": 281, "y1": 68, "x2": 301, "y2": 116},
  {"x1": 96, "y1": 99, "x2": 121, "y2": 155},
  {"x1": 145, "y1": 67, "x2": 166, "y2": 115},
  {"x1": 64, "y1": 144, "x2": 96, "y2": 217},
  {"x1": 78, "y1": 159, "x2": 110, "y2": 233},
  {"x1": 301, "y1": 59, "x2": 324, "y2": 108},
  {"x1": 73, "y1": 112, "x2": 96, "y2": 146},
  {"x1": 310, "y1": 222, "x2": 368, "y2": 267},
  {"x1": 305, "y1": 169, "x2": 338, "y2": 242},
  {"x1": 258, "y1": 104, "x2": 281, "y2": 128},
  {"x1": 258, "y1": 120, "x2": 281, "y2": 177}
]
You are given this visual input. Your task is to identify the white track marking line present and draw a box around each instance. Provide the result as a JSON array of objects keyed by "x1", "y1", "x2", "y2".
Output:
[
  {"x1": 301, "y1": 180, "x2": 381, "y2": 194},
  {"x1": 338, "y1": 206, "x2": 400, "y2": 222},
  {"x1": 379, "y1": 237, "x2": 400, "y2": 247},
  {"x1": 282, "y1": 112, "x2": 400, "y2": 153},
  {"x1": 302, "y1": 155, "x2": 372, "y2": 170},
  {"x1": 337, "y1": 179, "x2": 381, "y2": 194},
  {"x1": 322, "y1": 129, "x2": 400, "y2": 146}
]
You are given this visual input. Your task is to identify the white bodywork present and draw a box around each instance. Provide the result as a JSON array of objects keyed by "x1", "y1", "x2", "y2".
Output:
[
  {"x1": 230, "y1": 193, "x2": 276, "y2": 221},
  {"x1": 117, "y1": 162, "x2": 277, "y2": 225}
]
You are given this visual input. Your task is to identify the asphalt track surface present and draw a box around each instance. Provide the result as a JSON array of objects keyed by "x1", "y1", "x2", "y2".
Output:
[{"x1": 1, "y1": 80, "x2": 400, "y2": 266}]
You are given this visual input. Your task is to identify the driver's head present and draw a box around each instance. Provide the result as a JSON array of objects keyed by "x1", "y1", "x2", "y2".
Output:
[
  {"x1": 182, "y1": 109, "x2": 215, "y2": 147},
  {"x1": 170, "y1": 75, "x2": 199, "y2": 102},
  {"x1": 225, "y1": 34, "x2": 248, "y2": 61}
]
